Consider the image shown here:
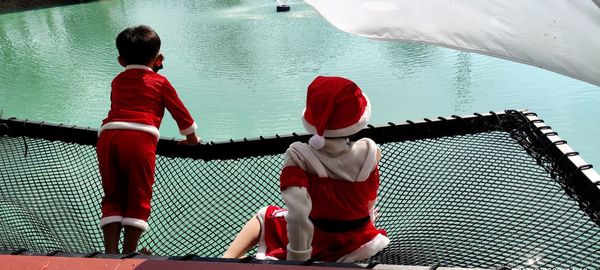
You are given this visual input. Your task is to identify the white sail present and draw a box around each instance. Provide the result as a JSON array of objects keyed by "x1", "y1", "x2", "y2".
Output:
[{"x1": 304, "y1": 0, "x2": 600, "y2": 87}]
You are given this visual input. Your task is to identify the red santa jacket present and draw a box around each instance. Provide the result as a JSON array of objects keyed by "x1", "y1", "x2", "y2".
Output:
[{"x1": 99, "y1": 65, "x2": 196, "y2": 138}]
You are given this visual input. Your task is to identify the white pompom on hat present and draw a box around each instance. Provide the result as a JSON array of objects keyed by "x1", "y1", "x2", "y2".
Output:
[{"x1": 302, "y1": 76, "x2": 371, "y2": 149}]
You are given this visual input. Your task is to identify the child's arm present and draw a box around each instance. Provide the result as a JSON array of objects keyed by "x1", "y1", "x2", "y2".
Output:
[
  {"x1": 282, "y1": 186, "x2": 313, "y2": 261},
  {"x1": 280, "y1": 147, "x2": 314, "y2": 261},
  {"x1": 159, "y1": 78, "x2": 199, "y2": 138},
  {"x1": 370, "y1": 146, "x2": 382, "y2": 223}
]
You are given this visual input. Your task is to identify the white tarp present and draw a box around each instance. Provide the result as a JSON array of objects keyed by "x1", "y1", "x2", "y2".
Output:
[{"x1": 304, "y1": 0, "x2": 600, "y2": 87}]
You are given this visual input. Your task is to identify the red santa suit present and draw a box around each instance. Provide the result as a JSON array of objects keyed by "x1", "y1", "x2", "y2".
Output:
[
  {"x1": 256, "y1": 138, "x2": 389, "y2": 262},
  {"x1": 254, "y1": 76, "x2": 389, "y2": 262},
  {"x1": 97, "y1": 65, "x2": 196, "y2": 231}
]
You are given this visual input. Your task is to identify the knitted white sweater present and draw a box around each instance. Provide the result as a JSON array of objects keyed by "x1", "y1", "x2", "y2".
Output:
[{"x1": 281, "y1": 137, "x2": 380, "y2": 260}]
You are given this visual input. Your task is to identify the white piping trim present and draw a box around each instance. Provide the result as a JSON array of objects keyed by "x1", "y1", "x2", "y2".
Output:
[
  {"x1": 356, "y1": 138, "x2": 378, "y2": 181},
  {"x1": 99, "y1": 216, "x2": 123, "y2": 228},
  {"x1": 286, "y1": 245, "x2": 313, "y2": 261},
  {"x1": 179, "y1": 122, "x2": 197, "y2": 136},
  {"x1": 255, "y1": 207, "x2": 269, "y2": 260},
  {"x1": 125, "y1": 65, "x2": 152, "y2": 71},
  {"x1": 122, "y1": 218, "x2": 149, "y2": 232},
  {"x1": 302, "y1": 95, "x2": 371, "y2": 137},
  {"x1": 99, "y1": 121, "x2": 160, "y2": 140}
]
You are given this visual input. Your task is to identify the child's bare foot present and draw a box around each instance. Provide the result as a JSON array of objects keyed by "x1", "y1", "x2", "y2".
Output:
[{"x1": 139, "y1": 247, "x2": 152, "y2": 255}]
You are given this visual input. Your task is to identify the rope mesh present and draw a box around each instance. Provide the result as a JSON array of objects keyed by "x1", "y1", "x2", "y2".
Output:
[{"x1": 0, "y1": 111, "x2": 599, "y2": 268}]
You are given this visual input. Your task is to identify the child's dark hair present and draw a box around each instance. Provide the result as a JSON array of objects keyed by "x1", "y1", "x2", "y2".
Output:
[{"x1": 116, "y1": 25, "x2": 161, "y2": 65}]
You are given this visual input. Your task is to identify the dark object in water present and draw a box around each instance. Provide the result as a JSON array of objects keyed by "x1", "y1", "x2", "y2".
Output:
[{"x1": 276, "y1": 4, "x2": 290, "y2": 12}]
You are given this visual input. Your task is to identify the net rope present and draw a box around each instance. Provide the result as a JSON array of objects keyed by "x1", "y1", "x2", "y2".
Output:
[{"x1": 0, "y1": 110, "x2": 598, "y2": 268}]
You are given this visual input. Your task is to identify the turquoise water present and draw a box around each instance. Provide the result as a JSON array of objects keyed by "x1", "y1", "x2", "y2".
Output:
[{"x1": 1, "y1": 0, "x2": 599, "y2": 166}]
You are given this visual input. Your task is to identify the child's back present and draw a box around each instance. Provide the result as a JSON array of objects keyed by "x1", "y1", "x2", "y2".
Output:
[
  {"x1": 223, "y1": 76, "x2": 389, "y2": 262},
  {"x1": 102, "y1": 66, "x2": 196, "y2": 137},
  {"x1": 97, "y1": 25, "x2": 199, "y2": 255}
]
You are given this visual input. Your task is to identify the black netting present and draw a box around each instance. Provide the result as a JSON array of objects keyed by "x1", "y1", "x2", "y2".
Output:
[{"x1": 0, "y1": 110, "x2": 599, "y2": 268}]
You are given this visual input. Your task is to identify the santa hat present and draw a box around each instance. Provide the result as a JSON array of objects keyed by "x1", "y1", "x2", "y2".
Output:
[{"x1": 302, "y1": 76, "x2": 371, "y2": 149}]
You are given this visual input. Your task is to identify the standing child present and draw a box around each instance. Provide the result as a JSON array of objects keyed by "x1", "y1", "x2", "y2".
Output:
[
  {"x1": 223, "y1": 76, "x2": 389, "y2": 262},
  {"x1": 97, "y1": 25, "x2": 200, "y2": 254}
]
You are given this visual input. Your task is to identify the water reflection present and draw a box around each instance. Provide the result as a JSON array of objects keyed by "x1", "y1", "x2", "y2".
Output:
[
  {"x1": 382, "y1": 42, "x2": 438, "y2": 79},
  {"x1": 453, "y1": 52, "x2": 473, "y2": 113},
  {"x1": 0, "y1": 0, "x2": 122, "y2": 124},
  {"x1": 206, "y1": 0, "x2": 243, "y2": 9},
  {"x1": 0, "y1": 0, "x2": 599, "y2": 166}
]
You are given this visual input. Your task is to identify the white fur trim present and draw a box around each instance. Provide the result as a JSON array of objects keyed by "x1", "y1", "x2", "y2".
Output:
[
  {"x1": 99, "y1": 216, "x2": 123, "y2": 228},
  {"x1": 122, "y1": 218, "x2": 149, "y2": 232},
  {"x1": 179, "y1": 122, "x2": 197, "y2": 136},
  {"x1": 356, "y1": 138, "x2": 378, "y2": 181},
  {"x1": 99, "y1": 121, "x2": 160, "y2": 140},
  {"x1": 255, "y1": 207, "x2": 269, "y2": 260},
  {"x1": 308, "y1": 135, "x2": 325, "y2": 150},
  {"x1": 126, "y1": 65, "x2": 152, "y2": 71},
  {"x1": 337, "y1": 233, "x2": 390, "y2": 263},
  {"x1": 287, "y1": 245, "x2": 313, "y2": 261},
  {"x1": 302, "y1": 95, "x2": 371, "y2": 138}
]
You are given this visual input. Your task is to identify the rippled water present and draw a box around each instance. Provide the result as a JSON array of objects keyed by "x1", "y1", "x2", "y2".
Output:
[{"x1": 1, "y1": 0, "x2": 599, "y2": 166}]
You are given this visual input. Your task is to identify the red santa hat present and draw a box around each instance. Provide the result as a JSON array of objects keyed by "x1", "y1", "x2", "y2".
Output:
[{"x1": 302, "y1": 76, "x2": 371, "y2": 149}]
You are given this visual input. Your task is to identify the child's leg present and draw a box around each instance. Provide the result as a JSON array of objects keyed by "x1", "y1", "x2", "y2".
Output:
[
  {"x1": 122, "y1": 225, "x2": 144, "y2": 254},
  {"x1": 97, "y1": 132, "x2": 126, "y2": 254},
  {"x1": 102, "y1": 223, "x2": 122, "y2": 254},
  {"x1": 223, "y1": 215, "x2": 261, "y2": 258},
  {"x1": 119, "y1": 131, "x2": 156, "y2": 254}
]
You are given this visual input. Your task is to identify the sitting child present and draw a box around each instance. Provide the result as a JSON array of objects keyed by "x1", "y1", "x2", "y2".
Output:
[{"x1": 223, "y1": 76, "x2": 389, "y2": 262}]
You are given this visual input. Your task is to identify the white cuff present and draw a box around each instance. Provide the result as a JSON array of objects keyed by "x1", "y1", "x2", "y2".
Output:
[
  {"x1": 122, "y1": 218, "x2": 149, "y2": 232},
  {"x1": 286, "y1": 245, "x2": 312, "y2": 261},
  {"x1": 99, "y1": 216, "x2": 123, "y2": 228},
  {"x1": 179, "y1": 122, "x2": 197, "y2": 136}
]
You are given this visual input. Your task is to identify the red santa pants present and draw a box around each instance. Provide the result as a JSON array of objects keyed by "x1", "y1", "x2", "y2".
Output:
[
  {"x1": 97, "y1": 129, "x2": 157, "y2": 231},
  {"x1": 256, "y1": 205, "x2": 386, "y2": 262}
]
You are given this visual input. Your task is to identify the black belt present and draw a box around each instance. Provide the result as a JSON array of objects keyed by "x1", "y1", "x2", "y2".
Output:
[{"x1": 309, "y1": 216, "x2": 370, "y2": 233}]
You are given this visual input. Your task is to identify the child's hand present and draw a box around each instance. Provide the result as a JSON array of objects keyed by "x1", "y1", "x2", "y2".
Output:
[
  {"x1": 370, "y1": 207, "x2": 381, "y2": 224},
  {"x1": 178, "y1": 133, "x2": 201, "y2": 146}
]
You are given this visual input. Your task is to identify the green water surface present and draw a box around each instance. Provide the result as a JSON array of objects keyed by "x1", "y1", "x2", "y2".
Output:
[{"x1": 1, "y1": 0, "x2": 599, "y2": 166}]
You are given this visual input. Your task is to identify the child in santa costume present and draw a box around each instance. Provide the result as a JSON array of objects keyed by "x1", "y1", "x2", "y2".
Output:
[
  {"x1": 97, "y1": 25, "x2": 200, "y2": 254},
  {"x1": 223, "y1": 76, "x2": 389, "y2": 262}
]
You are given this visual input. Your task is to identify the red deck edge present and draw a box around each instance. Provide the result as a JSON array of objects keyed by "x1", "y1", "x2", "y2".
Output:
[{"x1": 0, "y1": 255, "x2": 358, "y2": 270}]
